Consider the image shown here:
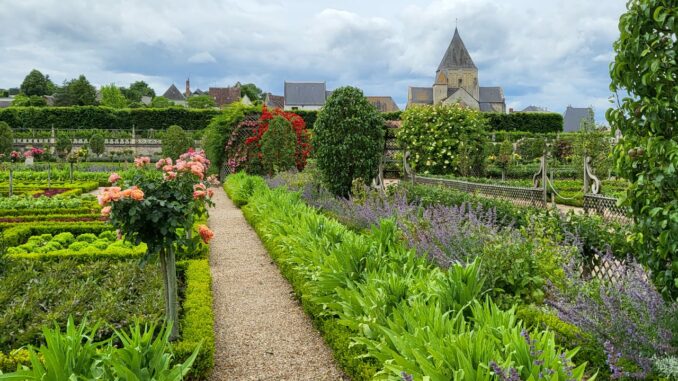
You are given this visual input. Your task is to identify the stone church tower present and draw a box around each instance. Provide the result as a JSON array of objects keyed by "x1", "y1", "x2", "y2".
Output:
[
  {"x1": 408, "y1": 28, "x2": 506, "y2": 112},
  {"x1": 435, "y1": 28, "x2": 479, "y2": 101}
]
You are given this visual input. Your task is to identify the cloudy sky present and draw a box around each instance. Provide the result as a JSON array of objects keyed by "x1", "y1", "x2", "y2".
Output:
[{"x1": 1, "y1": 0, "x2": 627, "y2": 121}]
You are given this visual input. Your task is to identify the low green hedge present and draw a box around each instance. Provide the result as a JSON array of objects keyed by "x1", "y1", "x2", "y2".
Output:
[
  {"x1": 175, "y1": 260, "x2": 215, "y2": 380},
  {"x1": 1, "y1": 221, "x2": 109, "y2": 247},
  {"x1": 0, "y1": 206, "x2": 98, "y2": 217},
  {"x1": 0, "y1": 106, "x2": 220, "y2": 131}
]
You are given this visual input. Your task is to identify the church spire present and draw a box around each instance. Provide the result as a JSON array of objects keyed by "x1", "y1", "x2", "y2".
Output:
[{"x1": 437, "y1": 27, "x2": 477, "y2": 71}]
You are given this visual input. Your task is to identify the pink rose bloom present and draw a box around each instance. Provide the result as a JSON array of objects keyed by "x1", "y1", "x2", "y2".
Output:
[
  {"x1": 101, "y1": 206, "x2": 112, "y2": 217},
  {"x1": 193, "y1": 190, "x2": 206, "y2": 199},
  {"x1": 108, "y1": 173, "x2": 121, "y2": 183},
  {"x1": 175, "y1": 160, "x2": 187, "y2": 171},
  {"x1": 155, "y1": 159, "x2": 165, "y2": 169},
  {"x1": 193, "y1": 183, "x2": 206, "y2": 192},
  {"x1": 162, "y1": 164, "x2": 174, "y2": 172},
  {"x1": 164, "y1": 157, "x2": 173, "y2": 165},
  {"x1": 164, "y1": 171, "x2": 177, "y2": 180}
]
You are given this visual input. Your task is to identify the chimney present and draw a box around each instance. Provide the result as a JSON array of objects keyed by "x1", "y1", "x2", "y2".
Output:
[{"x1": 185, "y1": 78, "x2": 191, "y2": 97}]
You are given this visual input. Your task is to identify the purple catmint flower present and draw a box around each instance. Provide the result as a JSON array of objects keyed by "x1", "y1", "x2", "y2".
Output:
[{"x1": 400, "y1": 372, "x2": 414, "y2": 381}]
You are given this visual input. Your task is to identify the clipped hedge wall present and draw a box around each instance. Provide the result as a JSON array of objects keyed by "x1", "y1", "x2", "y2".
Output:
[
  {"x1": 0, "y1": 107, "x2": 220, "y2": 131},
  {"x1": 483, "y1": 112, "x2": 563, "y2": 133},
  {"x1": 175, "y1": 260, "x2": 215, "y2": 380}
]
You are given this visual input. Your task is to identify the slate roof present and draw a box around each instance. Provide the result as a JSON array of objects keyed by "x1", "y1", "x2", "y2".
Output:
[
  {"x1": 479, "y1": 103, "x2": 494, "y2": 112},
  {"x1": 209, "y1": 87, "x2": 241, "y2": 107},
  {"x1": 522, "y1": 105, "x2": 548, "y2": 112},
  {"x1": 264, "y1": 93, "x2": 285, "y2": 109},
  {"x1": 163, "y1": 84, "x2": 185, "y2": 101},
  {"x1": 409, "y1": 87, "x2": 433, "y2": 105},
  {"x1": 284, "y1": 82, "x2": 327, "y2": 106},
  {"x1": 438, "y1": 28, "x2": 477, "y2": 71},
  {"x1": 564, "y1": 106, "x2": 594, "y2": 132},
  {"x1": 366, "y1": 96, "x2": 400, "y2": 113},
  {"x1": 479, "y1": 87, "x2": 504, "y2": 103},
  {"x1": 192, "y1": 89, "x2": 205, "y2": 95}
]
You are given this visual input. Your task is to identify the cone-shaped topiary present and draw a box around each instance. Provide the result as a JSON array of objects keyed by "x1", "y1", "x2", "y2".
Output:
[{"x1": 313, "y1": 86, "x2": 384, "y2": 197}]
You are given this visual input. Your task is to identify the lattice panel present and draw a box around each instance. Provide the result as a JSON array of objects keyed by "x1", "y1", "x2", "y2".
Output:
[
  {"x1": 414, "y1": 176, "x2": 546, "y2": 208},
  {"x1": 383, "y1": 132, "x2": 402, "y2": 179},
  {"x1": 583, "y1": 193, "x2": 630, "y2": 223},
  {"x1": 580, "y1": 253, "x2": 630, "y2": 284}
]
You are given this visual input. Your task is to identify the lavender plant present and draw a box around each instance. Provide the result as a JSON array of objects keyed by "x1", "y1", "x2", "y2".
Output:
[{"x1": 547, "y1": 251, "x2": 677, "y2": 379}]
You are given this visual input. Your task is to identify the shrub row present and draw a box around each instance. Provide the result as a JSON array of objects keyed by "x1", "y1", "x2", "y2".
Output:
[
  {"x1": 1, "y1": 221, "x2": 109, "y2": 248},
  {"x1": 0, "y1": 106, "x2": 220, "y2": 131},
  {"x1": 484, "y1": 112, "x2": 563, "y2": 133},
  {"x1": 175, "y1": 260, "x2": 215, "y2": 380}
]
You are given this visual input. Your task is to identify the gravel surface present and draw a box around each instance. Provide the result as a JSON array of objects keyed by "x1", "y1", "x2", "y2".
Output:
[{"x1": 208, "y1": 187, "x2": 346, "y2": 381}]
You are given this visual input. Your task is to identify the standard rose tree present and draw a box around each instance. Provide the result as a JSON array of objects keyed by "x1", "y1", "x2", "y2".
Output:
[{"x1": 99, "y1": 149, "x2": 215, "y2": 338}]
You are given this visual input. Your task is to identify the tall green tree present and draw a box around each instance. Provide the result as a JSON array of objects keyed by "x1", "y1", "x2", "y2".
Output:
[
  {"x1": 187, "y1": 94, "x2": 216, "y2": 109},
  {"x1": 607, "y1": 0, "x2": 677, "y2": 299},
  {"x1": 55, "y1": 75, "x2": 97, "y2": 106},
  {"x1": 20, "y1": 69, "x2": 54, "y2": 96},
  {"x1": 238, "y1": 83, "x2": 263, "y2": 103},
  {"x1": 122, "y1": 81, "x2": 156, "y2": 102},
  {"x1": 100, "y1": 84, "x2": 128, "y2": 108},
  {"x1": 314, "y1": 86, "x2": 385, "y2": 196}
]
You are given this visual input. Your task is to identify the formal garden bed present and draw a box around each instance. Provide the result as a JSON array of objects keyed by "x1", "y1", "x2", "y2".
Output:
[{"x1": 0, "y1": 150, "x2": 216, "y2": 379}]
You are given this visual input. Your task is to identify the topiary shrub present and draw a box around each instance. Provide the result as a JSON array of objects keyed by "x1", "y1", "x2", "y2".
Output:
[
  {"x1": 314, "y1": 86, "x2": 384, "y2": 197},
  {"x1": 516, "y1": 137, "x2": 546, "y2": 162},
  {"x1": 55, "y1": 132, "x2": 72, "y2": 159},
  {"x1": 0, "y1": 121, "x2": 13, "y2": 157},
  {"x1": 260, "y1": 116, "x2": 297, "y2": 174},
  {"x1": 88, "y1": 133, "x2": 105, "y2": 158},
  {"x1": 161, "y1": 125, "x2": 193, "y2": 160},
  {"x1": 397, "y1": 104, "x2": 488, "y2": 176}
]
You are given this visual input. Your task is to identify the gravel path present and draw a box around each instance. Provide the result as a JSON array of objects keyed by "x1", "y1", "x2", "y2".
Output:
[{"x1": 208, "y1": 187, "x2": 346, "y2": 381}]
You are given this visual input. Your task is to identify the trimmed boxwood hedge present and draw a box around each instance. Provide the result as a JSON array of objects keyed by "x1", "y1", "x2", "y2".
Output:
[
  {"x1": 483, "y1": 112, "x2": 563, "y2": 133},
  {"x1": 0, "y1": 106, "x2": 220, "y2": 131}
]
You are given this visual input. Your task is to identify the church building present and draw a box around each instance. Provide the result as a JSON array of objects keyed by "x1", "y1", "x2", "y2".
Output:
[{"x1": 407, "y1": 28, "x2": 506, "y2": 112}]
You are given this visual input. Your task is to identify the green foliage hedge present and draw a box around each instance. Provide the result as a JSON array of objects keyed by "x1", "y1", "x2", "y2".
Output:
[
  {"x1": 484, "y1": 112, "x2": 563, "y2": 133},
  {"x1": 0, "y1": 107, "x2": 220, "y2": 131},
  {"x1": 1, "y1": 222, "x2": 109, "y2": 248},
  {"x1": 175, "y1": 260, "x2": 215, "y2": 380}
]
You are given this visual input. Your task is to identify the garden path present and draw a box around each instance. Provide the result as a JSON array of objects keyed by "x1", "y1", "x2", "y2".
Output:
[{"x1": 207, "y1": 187, "x2": 346, "y2": 381}]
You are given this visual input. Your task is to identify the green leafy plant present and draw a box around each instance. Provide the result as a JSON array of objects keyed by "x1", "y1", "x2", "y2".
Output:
[
  {"x1": 0, "y1": 318, "x2": 199, "y2": 380},
  {"x1": 88, "y1": 133, "x2": 105, "y2": 157},
  {"x1": 607, "y1": 0, "x2": 678, "y2": 298},
  {"x1": 187, "y1": 94, "x2": 216, "y2": 109},
  {"x1": 161, "y1": 125, "x2": 193, "y2": 160},
  {"x1": 314, "y1": 86, "x2": 385, "y2": 196},
  {"x1": 397, "y1": 104, "x2": 488, "y2": 176},
  {"x1": 260, "y1": 116, "x2": 297, "y2": 174},
  {"x1": 54, "y1": 133, "x2": 72, "y2": 160},
  {"x1": 0, "y1": 122, "x2": 13, "y2": 157}
]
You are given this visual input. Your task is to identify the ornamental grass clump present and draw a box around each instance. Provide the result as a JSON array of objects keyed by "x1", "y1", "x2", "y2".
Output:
[{"x1": 99, "y1": 149, "x2": 214, "y2": 338}]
